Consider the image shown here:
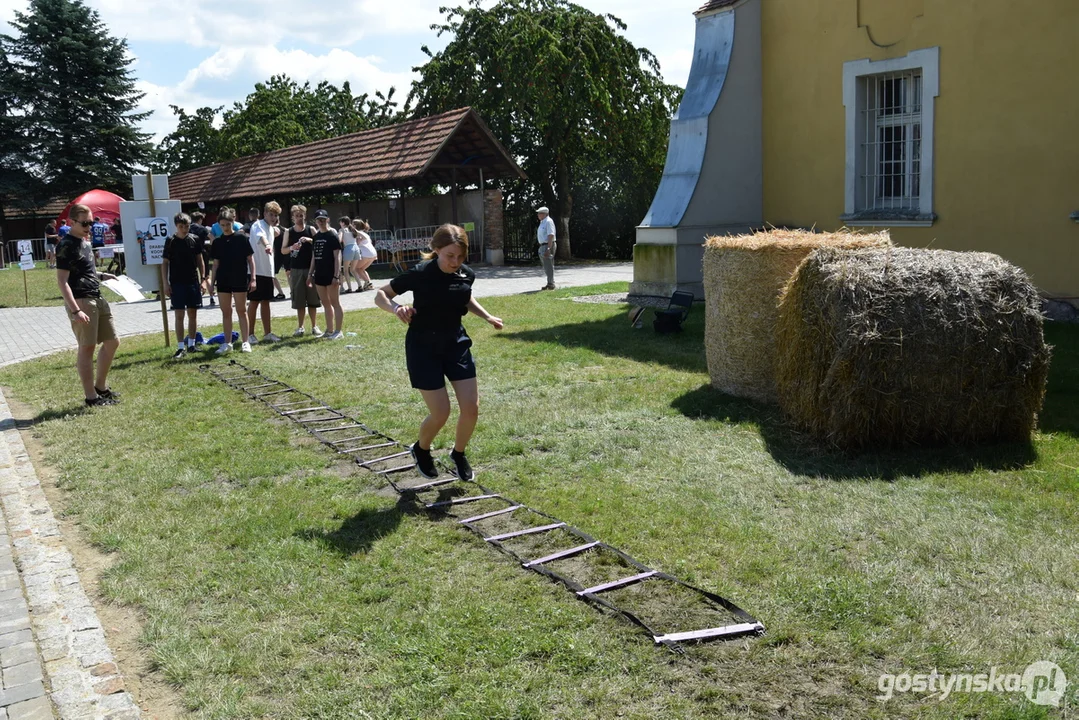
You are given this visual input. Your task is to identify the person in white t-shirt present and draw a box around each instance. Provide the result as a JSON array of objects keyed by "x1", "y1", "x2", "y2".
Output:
[
  {"x1": 245, "y1": 201, "x2": 282, "y2": 344},
  {"x1": 351, "y1": 219, "x2": 377, "y2": 291},
  {"x1": 536, "y1": 206, "x2": 556, "y2": 290},
  {"x1": 337, "y1": 216, "x2": 360, "y2": 293}
]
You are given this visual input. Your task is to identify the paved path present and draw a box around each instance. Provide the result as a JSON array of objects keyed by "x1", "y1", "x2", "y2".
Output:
[
  {"x1": 0, "y1": 261, "x2": 631, "y2": 718},
  {"x1": 0, "y1": 262, "x2": 631, "y2": 367}
]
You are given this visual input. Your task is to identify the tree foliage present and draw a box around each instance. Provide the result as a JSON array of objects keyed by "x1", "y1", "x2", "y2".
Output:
[
  {"x1": 0, "y1": 0, "x2": 152, "y2": 202},
  {"x1": 409, "y1": 0, "x2": 681, "y2": 258},
  {"x1": 154, "y1": 76, "x2": 405, "y2": 173}
]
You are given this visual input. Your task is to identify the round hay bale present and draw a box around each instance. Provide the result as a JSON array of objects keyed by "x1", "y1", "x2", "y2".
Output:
[
  {"x1": 776, "y1": 247, "x2": 1051, "y2": 448},
  {"x1": 703, "y1": 229, "x2": 891, "y2": 403}
]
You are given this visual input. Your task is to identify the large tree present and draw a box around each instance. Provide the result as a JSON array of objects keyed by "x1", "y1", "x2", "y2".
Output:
[
  {"x1": 409, "y1": 0, "x2": 681, "y2": 258},
  {"x1": 154, "y1": 76, "x2": 405, "y2": 173},
  {"x1": 0, "y1": 45, "x2": 40, "y2": 225},
  {"x1": 0, "y1": 0, "x2": 152, "y2": 198}
]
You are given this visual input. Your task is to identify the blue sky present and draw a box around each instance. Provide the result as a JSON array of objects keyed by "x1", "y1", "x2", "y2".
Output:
[{"x1": 0, "y1": 0, "x2": 704, "y2": 143}]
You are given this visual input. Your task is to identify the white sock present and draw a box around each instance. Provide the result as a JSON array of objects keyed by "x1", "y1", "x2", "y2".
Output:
[
  {"x1": 177, "y1": 342, "x2": 185, "y2": 350},
  {"x1": 186, "y1": 337, "x2": 195, "y2": 347}
]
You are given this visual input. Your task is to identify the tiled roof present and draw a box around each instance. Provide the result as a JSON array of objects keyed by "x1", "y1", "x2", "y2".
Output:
[
  {"x1": 168, "y1": 107, "x2": 525, "y2": 205},
  {"x1": 695, "y1": 0, "x2": 741, "y2": 14},
  {"x1": 3, "y1": 196, "x2": 70, "y2": 219}
]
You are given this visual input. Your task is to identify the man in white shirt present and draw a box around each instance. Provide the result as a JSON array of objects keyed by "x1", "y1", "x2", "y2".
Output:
[
  {"x1": 536, "y1": 206, "x2": 556, "y2": 290},
  {"x1": 246, "y1": 201, "x2": 282, "y2": 343}
]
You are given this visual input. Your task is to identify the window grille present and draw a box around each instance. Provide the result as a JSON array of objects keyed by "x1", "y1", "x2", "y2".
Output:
[{"x1": 859, "y1": 70, "x2": 922, "y2": 212}]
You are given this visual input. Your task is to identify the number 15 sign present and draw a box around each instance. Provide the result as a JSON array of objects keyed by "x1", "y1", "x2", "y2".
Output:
[{"x1": 136, "y1": 216, "x2": 169, "y2": 265}]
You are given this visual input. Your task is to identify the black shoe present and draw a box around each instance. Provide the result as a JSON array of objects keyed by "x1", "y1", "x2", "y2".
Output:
[
  {"x1": 85, "y1": 396, "x2": 117, "y2": 407},
  {"x1": 172, "y1": 348, "x2": 186, "y2": 360},
  {"x1": 209, "y1": 298, "x2": 216, "y2": 307},
  {"x1": 94, "y1": 386, "x2": 120, "y2": 401},
  {"x1": 274, "y1": 292, "x2": 286, "y2": 300},
  {"x1": 450, "y1": 449, "x2": 474, "y2": 481},
  {"x1": 410, "y1": 442, "x2": 438, "y2": 479}
]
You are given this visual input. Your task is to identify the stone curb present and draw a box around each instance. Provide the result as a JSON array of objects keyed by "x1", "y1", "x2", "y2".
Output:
[{"x1": 0, "y1": 390, "x2": 141, "y2": 719}]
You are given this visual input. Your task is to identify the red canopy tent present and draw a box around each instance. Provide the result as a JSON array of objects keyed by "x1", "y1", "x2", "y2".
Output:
[{"x1": 57, "y1": 189, "x2": 125, "y2": 228}]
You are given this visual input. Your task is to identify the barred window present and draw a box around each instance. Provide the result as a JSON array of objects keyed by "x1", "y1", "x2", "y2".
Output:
[{"x1": 843, "y1": 48, "x2": 938, "y2": 226}]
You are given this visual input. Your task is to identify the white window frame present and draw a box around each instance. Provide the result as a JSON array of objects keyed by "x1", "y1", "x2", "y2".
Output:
[{"x1": 842, "y1": 47, "x2": 939, "y2": 227}]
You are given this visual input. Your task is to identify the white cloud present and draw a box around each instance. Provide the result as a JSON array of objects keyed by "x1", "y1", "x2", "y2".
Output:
[{"x1": 136, "y1": 45, "x2": 416, "y2": 142}]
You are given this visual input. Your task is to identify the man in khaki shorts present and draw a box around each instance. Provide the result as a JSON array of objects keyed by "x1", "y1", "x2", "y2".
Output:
[{"x1": 56, "y1": 203, "x2": 121, "y2": 407}]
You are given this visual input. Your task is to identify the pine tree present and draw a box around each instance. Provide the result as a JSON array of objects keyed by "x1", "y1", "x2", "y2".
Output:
[
  {"x1": 0, "y1": 45, "x2": 41, "y2": 220},
  {"x1": 0, "y1": 0, "x2": 152, "y2": 199}
]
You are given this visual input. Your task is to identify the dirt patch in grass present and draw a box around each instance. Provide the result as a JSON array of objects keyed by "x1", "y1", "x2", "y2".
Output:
[{"x1": 7, "y1": 394, "x2": 187, "y2": 720}]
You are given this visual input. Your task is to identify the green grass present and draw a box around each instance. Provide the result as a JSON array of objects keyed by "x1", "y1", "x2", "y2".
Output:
[
  {"x1": 2, "y1": 282, "x2": 1077, "y2": 719},
  {"x1": 0, "y1": 261, "x2": 123, "y2": 307}
]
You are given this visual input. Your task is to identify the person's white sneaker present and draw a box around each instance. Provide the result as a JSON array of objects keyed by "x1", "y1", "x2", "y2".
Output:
[
  {"x1": 293, "y1": 327, "x2": 305, "y2": 337},
  {"x1": 247, "y1": 334, "x2": 259, "y2": 345},
  {"x1": 241, "y1": 341, "x2": 252, "y2": 353},
  {"x1": 263, "y1": 333, "x2": 281, "y2": 343},
  {"x1": 312, "y1": 326, "x2": 324, "y2": 337},
  {"x1": 327, "y1": 331, "x2": 344, "y2": 340},
  {"x1": 215, "y1": 343, "x2": 232, "y2": 355}
]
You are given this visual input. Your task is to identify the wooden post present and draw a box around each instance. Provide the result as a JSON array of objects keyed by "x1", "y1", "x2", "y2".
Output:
[
  {"x1": 146, "y1": 172, "x2": 170, "y2": 347},
  {"x1": 451, "y1": 167, "x2": 459, "y2": 225}
]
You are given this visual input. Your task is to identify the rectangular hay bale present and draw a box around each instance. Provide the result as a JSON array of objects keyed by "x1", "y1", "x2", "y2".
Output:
[
  {"x1": 776, "y1": 247, "x2": 1051, "y2": 448},
  {"x1": 703, "y1": 229, "x2": 891, "y2": 403}
]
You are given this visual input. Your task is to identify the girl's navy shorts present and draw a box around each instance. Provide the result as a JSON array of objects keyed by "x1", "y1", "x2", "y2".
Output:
[{"x1": 405, "y1": 326, "x2": 476, "y2": 390}]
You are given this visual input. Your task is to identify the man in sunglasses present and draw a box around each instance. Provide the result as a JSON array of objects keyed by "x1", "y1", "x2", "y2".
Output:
[{"x1": 55, "y1": 203, "x2": 121, "y2": 407}]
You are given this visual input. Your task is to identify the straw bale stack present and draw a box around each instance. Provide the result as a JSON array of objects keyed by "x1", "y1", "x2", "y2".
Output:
[
  {"x1": 703, "y1": 229, "x2": 891, "y2": 403},
  {"x1": 776, "y1": 247, "x2": 1050, "y2": 448}
]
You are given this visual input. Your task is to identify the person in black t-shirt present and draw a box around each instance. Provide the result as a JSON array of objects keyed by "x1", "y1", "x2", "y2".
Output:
[
  {"x1": 375, "y1": 224, "x2": 504, "y2": 482},
  {"x1": 161, "y1": 213, "x2": 207, "y2": 359},
  {"x1": 209, "y1": 206, "x2": 256, "y2": 355},
  {"x1": 281, "y1": 204, "x2": 322, "y2": 337},
  {"x1": 55, "y1": 203, "x2": 122, "y2": 407},
  {"x1": 307, "y1": 210, "x2": 344, "y2": 339},
  {"x1": 190, "y1": 211, "x2": 215, "y2": 307}
]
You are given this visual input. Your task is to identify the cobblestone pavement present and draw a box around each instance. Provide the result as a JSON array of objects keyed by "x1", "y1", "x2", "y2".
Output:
[
  {"x1": 0, "y1": 262, "x2": 631, "y2": 367},
  {"x1": 0, "y1": 261, "x2": 632, "y2": 717}
]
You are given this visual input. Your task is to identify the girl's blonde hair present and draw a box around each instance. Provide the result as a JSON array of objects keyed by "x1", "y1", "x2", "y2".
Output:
[
  {"x1": 290, "y1": 204, "x2": 306, "y2": 217},
  {"x1": 421, "y1": 224, "x2": 469, "y2": 261},
  {"x1": 352, "y1": 218, "x2": 370, "y2": 232}
]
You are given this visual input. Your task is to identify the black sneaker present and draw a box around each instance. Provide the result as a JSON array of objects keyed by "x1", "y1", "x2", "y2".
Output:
[
  {"x1": 172, "y1": 348, "x2": 186, "y2": 360},
  {"x1": 410, "y1": 443, "x2": 438, "y2": 479},
  {"x1": 94, "y1": 386, "x2": 120, "y2": 401},
  {"x1": 450, "y1": 449, "x2": 474, "y2": 481},
  {"x1": 85, "y1": 396, "x2": 117, "y2": 407}
]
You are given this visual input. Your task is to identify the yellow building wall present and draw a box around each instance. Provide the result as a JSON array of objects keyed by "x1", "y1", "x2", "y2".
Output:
[{"x1": 761, "y1": 0, "x2": 1079, "y2": 298}]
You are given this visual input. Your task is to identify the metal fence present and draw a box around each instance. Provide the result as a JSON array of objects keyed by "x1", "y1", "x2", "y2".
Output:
[
  {"x1": 503, "y1": 223, "x2": 538, "y2": 265},
  {"x1": 2, "y1": 238, "x2": 47, "y2": 264},
  {"x1": 371, "y1": 224, "x2": 483, "y2": 270}
]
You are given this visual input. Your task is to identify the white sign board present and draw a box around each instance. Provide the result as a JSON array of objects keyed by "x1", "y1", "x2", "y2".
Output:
[
  {"x1": 131, "y1": 174, "x2": 170, "y2": 202},
  {"x1": 136, "y1": 216, "x2": 169, "y2": 265},
  {"x1": 98, "y1": 246, "x2": 114, "y2": 259},
  {"x1": 19, "y1": 253, "x2": 34, "y2": 271},
  {"x1": 17, "y1": 240, "x2": 32, "y2": 256},
  {"x1": 118, "y1": 199, "x2": 181, "y2": 290}
]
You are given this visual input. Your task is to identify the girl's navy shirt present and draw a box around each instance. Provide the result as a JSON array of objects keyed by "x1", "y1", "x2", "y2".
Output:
[{"x1": 390, "y1": 259, "x2": 475, "y2": 333}]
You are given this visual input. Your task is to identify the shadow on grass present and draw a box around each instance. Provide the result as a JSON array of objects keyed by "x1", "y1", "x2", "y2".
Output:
[
  {"x1": 672, "y1": 384, "x2": 1038, "y2": 481},
  {"x1": 0, "y1": 405, "x2": 88, "y2": 431},
  {"x1": 501, "y1": 310, "x2": 707, "y2": 373},
  {"x1": 296, "y1": 500, "x2": 408, "y2": 556},
  {"x1": 1039, "y1": 323, "x2": 1079, "y2": 437}
]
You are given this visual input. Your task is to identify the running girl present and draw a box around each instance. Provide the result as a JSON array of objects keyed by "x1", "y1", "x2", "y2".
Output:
[{"x1": 373, "y1": 224, "x2": 503, "y2": 481}]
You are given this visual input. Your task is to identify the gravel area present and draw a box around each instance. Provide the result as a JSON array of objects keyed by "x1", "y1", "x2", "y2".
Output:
[{"x1": 569, "y1": 293, "x2": 673, "y2": 308}]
